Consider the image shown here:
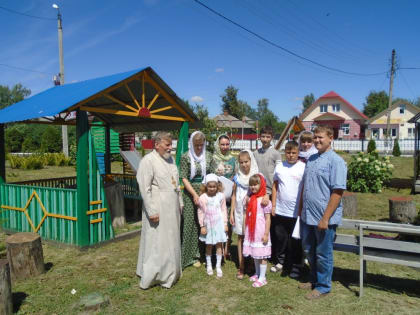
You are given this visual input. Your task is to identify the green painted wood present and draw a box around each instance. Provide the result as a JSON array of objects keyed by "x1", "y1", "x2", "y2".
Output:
[
  {"x1": 76, "y1": 110, "x2": 90, "y2": 247},
  {"x1": 105, "y1": 125, "x2": 111, "y2": 175},
  {"x1": 0, "y1": 184, "x2": 78, "y2": 244},
  {"x1": 0, "y1": 124, "x2": 5, "y2": 184}
]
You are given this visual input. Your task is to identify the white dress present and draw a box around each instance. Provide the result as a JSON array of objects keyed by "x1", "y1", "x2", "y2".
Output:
[{"x1": 233, "y1": 175, "x2": 248, "y2": 236}]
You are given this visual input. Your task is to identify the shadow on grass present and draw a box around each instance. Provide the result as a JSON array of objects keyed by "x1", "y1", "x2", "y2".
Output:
[
  {"x1": 387, "y1": 178, "x2": 413, "y2": 190},
  {"x1": 13, "y1": 292, "x2": 28, "y2": 313},
  {"x1": 333, "y1": 267, "x2": 420, "y2": 297}
]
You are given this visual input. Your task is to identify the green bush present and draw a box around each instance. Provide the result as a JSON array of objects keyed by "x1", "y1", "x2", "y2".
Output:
[
  {"x1": 347, "y1": 152, "x2": 393, "y2": 193},
  {"x1": 392, "y1": 139, "x2": 401, "y2": 157},
  {"x1": 367, "y1": 139, "x2": 376, "y2": 153},
  {"x1": 54, "y1": 153, "x2": 71, "y2": 166},
  {"x1": 22, "y1": 155, "x2": 44, "y2": 170},
  {"x1": 43, "y1": 153, "x2": 57, "y2": 166},
  {"x1": 8, "y1": 154, "x2": 23, "y2": 169},
  {"x1": 5, "y1": 126, "x2": 24, "y2": 152}
]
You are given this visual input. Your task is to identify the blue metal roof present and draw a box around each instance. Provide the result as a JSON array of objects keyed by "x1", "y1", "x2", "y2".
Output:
[{"x1": 0, "y1": 67, "x2": 146, "y2": 124}]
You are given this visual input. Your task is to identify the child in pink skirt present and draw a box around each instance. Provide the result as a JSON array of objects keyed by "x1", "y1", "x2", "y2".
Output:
[{"x1": 243, "y1": 174, "x2": 272, "y2": 288}]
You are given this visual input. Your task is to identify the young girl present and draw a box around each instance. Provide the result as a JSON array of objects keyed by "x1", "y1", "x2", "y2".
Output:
[
  {"x1": 243, "y1": 174, "x2": 272, "y2": 288},
  {"x1": 230, "y1": 150, "x2": 259, "y2": 280},
  {"x1": 198, "y1": 174, "x2": 228, "y2": 277},
  {"x1": 298, "y1": 131, "x2": 318, "y2": 163}
]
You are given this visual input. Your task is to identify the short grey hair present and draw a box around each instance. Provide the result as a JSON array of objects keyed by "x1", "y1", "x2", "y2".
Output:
[{"x1": 154, "y1": 131, "x2": 172, "y2": 143}]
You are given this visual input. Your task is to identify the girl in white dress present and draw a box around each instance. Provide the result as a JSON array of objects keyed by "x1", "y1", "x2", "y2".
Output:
[
  {"x1": 230, "y1": 150, "x2": 259, "y2": 279},
  {"x1": 198, "y1": 174, "x2": 228, "y2": 277}
]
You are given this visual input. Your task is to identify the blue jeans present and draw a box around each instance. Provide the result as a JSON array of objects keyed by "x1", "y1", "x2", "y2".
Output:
[{"x1": 301, "y1": 222, "x2": 336, "y2": 294}]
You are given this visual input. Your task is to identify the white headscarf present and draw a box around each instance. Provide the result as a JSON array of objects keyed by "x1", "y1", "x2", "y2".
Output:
[
  {"x1": 298, "y1": 131, "x2": 318, "y2": 159},
  {"x1": 188, "y1": 131, "x2": 207, "y2": 180},
  {"x1": 236, "y1": 149, "x2": 259, "y2": 188},
  {"x1": 202, "y1": 173, "x2": 219, "y2": 185}
]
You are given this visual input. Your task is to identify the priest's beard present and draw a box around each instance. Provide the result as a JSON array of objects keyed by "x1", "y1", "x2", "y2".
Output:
[{"x1": 162, "y1": 152, "x2": 171, "y2": 160}]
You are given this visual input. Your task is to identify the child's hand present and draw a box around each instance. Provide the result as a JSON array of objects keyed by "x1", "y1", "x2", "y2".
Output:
[
  {"x1": 224, "y1": 224, "x2": 228, "y2": 232},
  {"x1": 244, "y1": 196, "x2": 250, "y2": 206},
  {"x1": 230, "y1": 215, "x2": 235, "y2": 226},
  {"x1": 262, "y1": 234, "x2": 268, "y2": 244},
  {"x1": 200, "y1": 227, "x2": 207, "y2": 235},
  {"x1": 271, "y1": 208, "x2": 276, "y2": 216}
]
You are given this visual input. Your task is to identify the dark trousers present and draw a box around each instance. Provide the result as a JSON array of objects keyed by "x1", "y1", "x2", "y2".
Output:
[{"x1": 272, "y1": 215, "x2": 303, "y2": 269}]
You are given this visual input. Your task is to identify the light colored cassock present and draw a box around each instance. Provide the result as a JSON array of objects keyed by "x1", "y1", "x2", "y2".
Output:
[{"x1": 136, "y1": 150, "x2": 183, "y2": 289}]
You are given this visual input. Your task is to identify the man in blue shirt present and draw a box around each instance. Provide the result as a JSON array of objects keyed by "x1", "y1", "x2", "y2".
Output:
[{"x1": 298, "y1": 125, "x2": 347, "y2": 300}]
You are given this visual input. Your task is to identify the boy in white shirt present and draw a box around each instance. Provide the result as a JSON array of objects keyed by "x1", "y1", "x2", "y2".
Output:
[{"x1": 271, "y1": 140, "x2": 305, "y2": 277}]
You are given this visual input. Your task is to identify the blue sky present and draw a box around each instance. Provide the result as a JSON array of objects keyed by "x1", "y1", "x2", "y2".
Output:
[{"x1": 1, "y1": 0, "x2": 420, "y2": 121}]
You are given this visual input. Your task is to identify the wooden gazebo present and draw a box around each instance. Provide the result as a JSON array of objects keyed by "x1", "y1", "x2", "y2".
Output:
[{"x1": 0, "y1": 67, "x2": 197, "y2": 246}]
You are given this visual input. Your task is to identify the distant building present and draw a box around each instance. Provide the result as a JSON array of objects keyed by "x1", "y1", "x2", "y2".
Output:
[
  {"x1": 213, "y1": 110, "x2": 255, "y2": 135},
  {"x1": 366, "y1": 101, "x2": 420, "y2": 139},
  {"x1": 299, "y1": 91, "x2": 368, "y2": 139}
]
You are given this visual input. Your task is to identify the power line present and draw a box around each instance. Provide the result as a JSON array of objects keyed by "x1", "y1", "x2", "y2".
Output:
[
  {"x1": 400, "y1": 67, "x2": 420, "y2": 70},
  {"x1": 192, "y1": 0, "x2": 387, "y2": 77},
  {"x1": 0, "y1": 63, "x2": 53, "y2": 75},
  {"x1": 399, "y1": 69, "x2": 417, "y2": 100},
  {"x1": 0, "y1": 5, "x2": 55, "y2": 21}
]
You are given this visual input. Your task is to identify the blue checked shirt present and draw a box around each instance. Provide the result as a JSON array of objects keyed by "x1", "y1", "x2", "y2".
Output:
[{"x1": 301, "y1": 150, "x2": 347, "y2": 226}]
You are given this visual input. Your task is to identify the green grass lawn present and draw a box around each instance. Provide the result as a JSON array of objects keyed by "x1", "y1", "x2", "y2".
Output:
[{"x1": 1, "y1": 155, "x2": 420, "y2": 314}]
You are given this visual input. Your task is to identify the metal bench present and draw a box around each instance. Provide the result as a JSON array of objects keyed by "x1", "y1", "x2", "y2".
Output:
[{"x1": 334, "y1": 219, "x2": 420, "y2": 297}]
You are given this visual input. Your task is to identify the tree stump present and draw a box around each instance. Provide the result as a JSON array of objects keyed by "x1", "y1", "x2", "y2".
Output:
[
  {"x1": 389, "y1": 196, "x2": 417, "y2": 224},
  {"x1": 0, "y1": 259, "x2": 13, "y2": 315},
  {"x1": 342, "y1": 192, "x2": 357, "y2": 218},
  {"x1": 6, "y1": 233, "x2": 45, "y2": 281}
]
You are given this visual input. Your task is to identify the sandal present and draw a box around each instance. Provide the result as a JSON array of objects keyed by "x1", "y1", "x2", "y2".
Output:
[
  {"x1": 216, "y1": 268, "x2": 223, "y2": 278},
  {"x1": 252, "y1": 279, "x2": 267, "y2": 288},
  {"x1": 236, "y1": 270, "x2": 244, "y2": 280},
  {"x1": 249, "y1": 274, "x2": 259, "y2": 282}
]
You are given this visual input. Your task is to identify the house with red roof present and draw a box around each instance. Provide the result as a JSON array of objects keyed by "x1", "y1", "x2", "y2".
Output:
[{"x1": 299, "y1": 91, "x2": 368, "y2": 139}]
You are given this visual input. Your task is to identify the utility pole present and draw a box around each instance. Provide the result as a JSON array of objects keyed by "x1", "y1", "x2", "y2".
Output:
[
  {"x1": 53, "y1": 4, "x2": 69, "y2": 157},
  {"x1": 385, "y1": 49, "x2": 396, "y2": 154}
]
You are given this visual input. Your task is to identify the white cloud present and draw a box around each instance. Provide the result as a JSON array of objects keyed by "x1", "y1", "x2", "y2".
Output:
[
  {"x1": 294, "y1": 97, "x2": 304, "y2": 101},
  {"x1": 190, "y1": 96, "x2": 204, "y2": 103},
  {"x1": 215, "y1": 68, "x2": 224, "y2": 73}
]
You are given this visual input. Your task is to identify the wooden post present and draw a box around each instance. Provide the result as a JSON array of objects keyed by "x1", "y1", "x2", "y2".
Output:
[
  {"x1": 0, "y1": 259, "x2": 12, "y2": 315},
  {"x1": 6, "y1": 233, "x2": 45, "y2": 281},
  {"x1": 76, "y1": 110, "x2": 90, "y2": 246},
  {"x1": 0, "y1": 124, "x2": 5, "y2": 184},
  {"x1": 104, "y1": 124, "x2": 111, "y2": 175}
]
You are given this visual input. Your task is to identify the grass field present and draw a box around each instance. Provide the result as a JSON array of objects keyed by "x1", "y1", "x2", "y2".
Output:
[{"x1": 1, "y1": 155, "x2": 420, "y2": 314}]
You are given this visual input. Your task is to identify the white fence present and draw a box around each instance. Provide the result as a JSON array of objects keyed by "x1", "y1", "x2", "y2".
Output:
[{"x1": 172, "y1": 139, "x2": 416, "y2": 154}]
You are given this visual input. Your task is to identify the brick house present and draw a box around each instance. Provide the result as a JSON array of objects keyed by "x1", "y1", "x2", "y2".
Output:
[{"x1": 299, "y1": 91, "x2": 368, "y2": 139}]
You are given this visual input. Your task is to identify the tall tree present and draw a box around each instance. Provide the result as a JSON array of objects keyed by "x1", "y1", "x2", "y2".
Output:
[
  {"x1": 0, "y1": 84, "x2": 31, "y2": 109},
  {"x1": 255, "y1": 98, "x2": 286, "y2": 134},
  {"x1": 362, "y1": 90, "x2": 389, "y2": 118},
  {"x1": 302, "y1": 93, "x2": 315, "y2": 112},
  {"x1": 220, "y1": 85, "x2": 255, "y2": 119}
]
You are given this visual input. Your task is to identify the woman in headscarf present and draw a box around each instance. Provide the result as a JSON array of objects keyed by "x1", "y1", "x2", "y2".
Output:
[
  {"x1": 210, "y1": 134, "x2": 237, "y2": 259},
  {"x1": 297, "y1": 131, "x2": 318, "y2": 163},
  {"x1": 179, "y1": 131, "x2": 214, "y2": 268}
]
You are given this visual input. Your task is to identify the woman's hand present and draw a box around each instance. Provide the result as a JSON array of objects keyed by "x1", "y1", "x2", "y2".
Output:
[
  {"x1": 200, "y1": 227, "x2": 207, "y2": 235},
  {"x1": 230, "y1": 214, "x2": 235, "y2": 226},
  {"x1": 261, "y1": 194, "x2": 270, "y2": 206},
  {"x1": 193, "y1": 194, "x2": 200, "y2": 206},
  {"x1": 224, "y1": 224, "x2": 228, "y2": 232}
]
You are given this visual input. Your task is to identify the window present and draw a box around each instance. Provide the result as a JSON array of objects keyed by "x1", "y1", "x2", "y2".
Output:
[
  {"x1": 372, "y1": 129, "x2": 379, "y2": 139},
  {"x1": 311, "y1": 124, "x2": 317, "y2": 131},
  {"x1": 341, "y1": 123, "x2": 350, "y2": 135},
  {"x1": 320, "y1": 104, "x2": 328, "y2": 113},
  {"x1": 408, "y1": 128, "x2": 414, "y2": 138},
  {"x1": 392, "y1": 128, "x2": 397, "y2": 137},
  {"x1": 400, "y1": 104, "x2": 406, "y2": 114},
  {"x1": 332, "y1": 104, "x2": 341, "y2": 112}
]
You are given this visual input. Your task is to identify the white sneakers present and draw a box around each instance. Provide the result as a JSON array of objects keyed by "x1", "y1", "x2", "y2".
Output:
[{"x1": 270, "y1": 263, "x2": 283, "y2": 273}]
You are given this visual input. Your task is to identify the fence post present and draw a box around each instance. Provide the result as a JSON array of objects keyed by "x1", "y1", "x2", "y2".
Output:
[
  {"x1": 0, "y1": 124, "x2": 5, "y2": 184},
  {"x1": 76, "y1": 110, "x2": 90, "y2": 246},
  {"x1": 104, "y1": 124, "x2": 111, "y2": 175}
]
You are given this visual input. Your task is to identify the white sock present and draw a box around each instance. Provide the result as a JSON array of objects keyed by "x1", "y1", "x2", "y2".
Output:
[
  {"x1": 206, "y1": 255, "x2": 212, "y2": 269},
  {"x1": 259, "y1": 263, "x2": 267, "y2": 282},
  {"x1": 254, "y1": 259, "x2": 260, "y2": 276},
  {"x1": 216, "y1": 254, "x2": 222, "y2": 269}
]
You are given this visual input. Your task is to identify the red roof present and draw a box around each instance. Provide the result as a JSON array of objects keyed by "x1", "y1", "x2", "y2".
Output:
[{"x1": 300, "y1": 90, "x2": 368, "y2": 120}]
